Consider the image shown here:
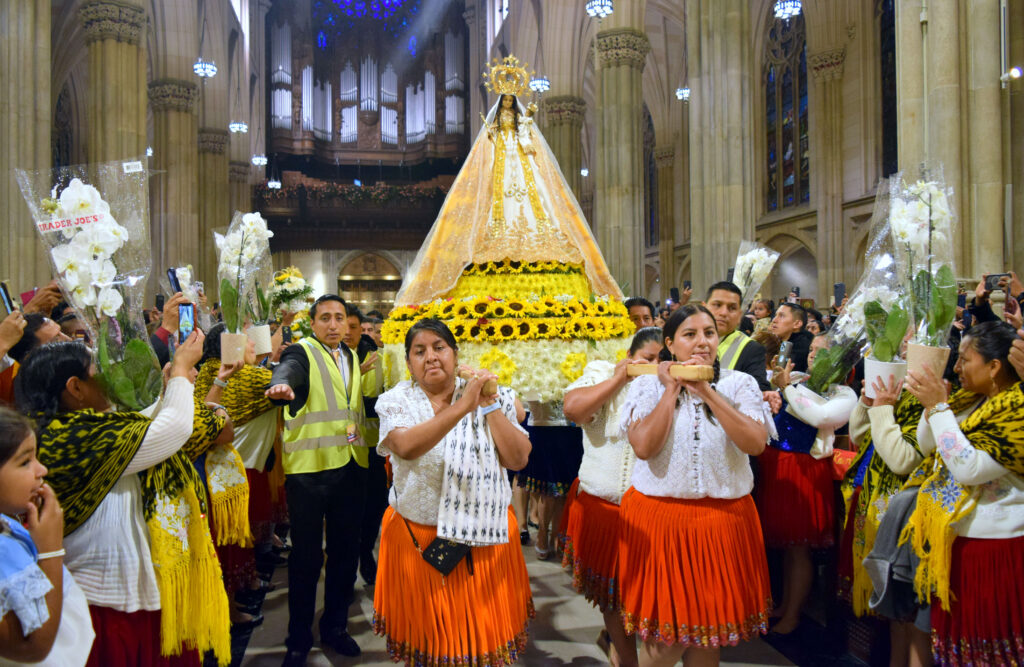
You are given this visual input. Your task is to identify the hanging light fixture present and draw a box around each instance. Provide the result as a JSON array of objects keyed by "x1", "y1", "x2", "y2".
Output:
[
  {"x1": 194, "y1": 57, "x2": 217, "y2": 77},
  {"x1": 267, "y1": 177, "x2": 282, "y2": 189},
  {"x1": 773, "y1": 0, "x2": 802, "y2": 20},
  {"x1": 229, "y1": 121, "x2": 248, "y2": 133},
  {"x1": 580, "y1": 167, "x2": 589, "y2": 177},
  {"x1": 675, "y1": 87, "x2": 690, "y2": 101},
  {"x1": 146, "y1": 146, "x2": 153, "y2": 157},
  {"x1": 585, "y1": 0, "x2": 613, "y2": 19},
  {"x1": 251, "y1": 154, "x2": 267, "y2": 166},
  {"x1": 529, "y1": 76, "x2": 551, "y2": 93}
]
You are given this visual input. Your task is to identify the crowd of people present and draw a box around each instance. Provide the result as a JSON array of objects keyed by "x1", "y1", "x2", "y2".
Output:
[{"x1": 1, "y1": 268, "x2": 1023, "y2": 667}]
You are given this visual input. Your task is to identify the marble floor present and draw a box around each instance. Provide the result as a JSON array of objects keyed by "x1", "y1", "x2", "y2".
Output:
[{"x1": 241, "y1": 544, "x2": 796, "y2": 667}]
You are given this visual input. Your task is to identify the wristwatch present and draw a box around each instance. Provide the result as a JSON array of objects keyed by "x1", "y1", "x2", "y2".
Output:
[{"x1": 926, "y1": 402, "x2": 950, "y2": 419}]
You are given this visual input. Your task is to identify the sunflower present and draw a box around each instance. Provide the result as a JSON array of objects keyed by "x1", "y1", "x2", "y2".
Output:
[
  {"x1": 533, "y1": 320, "x2": 552, "y2": 338},
  {"x1": 454, "y1": 302, "x2": 473, "y2": 318},
  {"x1": 450, "y1": 320, "x2": 468, "y2": 340},
  {"x1": 490, "y1": 303, "x2": 509, "y2": 319},
  {"x1": 470, "y1": 297, "x2": 491, "y2": 317},
  {"x1": 438, "y1": 301, "x2": 457, "y2": 318},
  {"x1": 506, "y1": 299, "x2": 527, "y2": 315},
  {"x1": 497, "y1": 321, "x2": 516, "y2": 340},
  {"x1": 516, "y1": 321, "x2": 532, "y2": 339},
  {"x1": 390, "y1": 305, "x2": 419, "y2": 321},
  {"x1": 593, "y1": 302, "x2": 609, "y2": 315}
]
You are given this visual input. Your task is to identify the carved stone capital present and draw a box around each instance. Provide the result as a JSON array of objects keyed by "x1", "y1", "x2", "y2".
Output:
[
  {"x1": 79, "y1": 0, "x2": 147, "y2": 45},
  {"x1": 542, "y1": 96, "x2": 586, "y2": 126},
  {"x1": 148, "y1": 79, "x2": 199, "y2": 113},
  {"x1": 229, "y1": 161, "x2": 251, "y2": 182},
  {"x1": 809, "y1": 47, "x2": 846, "y2": 82},
  {"x1": 596, "y1": 29, "x2": 650, "y2": 71},
  {"x1": 198, "y1": 128, "x2": 230, "y2": 154},
  {"x1": 653, "y1": 146, "x2": 675, "y2": 168}
]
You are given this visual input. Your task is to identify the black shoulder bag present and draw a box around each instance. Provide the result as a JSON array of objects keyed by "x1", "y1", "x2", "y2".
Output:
[{"x1": 402, "y1": 517, "x2": 474, "y2": 577}]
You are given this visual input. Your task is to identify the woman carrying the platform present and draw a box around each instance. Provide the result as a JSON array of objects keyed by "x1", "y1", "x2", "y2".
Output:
[
  {"x1": 618, "y1": 304, "x2": 773, "y2": 667},
  {"x1": 372, "y1": 318, "x2": 534, "y2": 666},
  {"x1": 561, "y1": 326, "x2": 663, "y2": 667},
  {"x1": 902, "y1": 320, "x2": 1024, "y2": 666}
]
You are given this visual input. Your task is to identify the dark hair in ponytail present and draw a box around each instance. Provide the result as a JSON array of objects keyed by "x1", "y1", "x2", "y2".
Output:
[
  {"x1": 14, "y1": 341, "x2": 93, "y2": 421},
  {"x1": 628, "y1": 327, "x2": 663, "y2": 356},
  {"x1": 0, "y1": 407, "x2": 35, "y2": 467}
]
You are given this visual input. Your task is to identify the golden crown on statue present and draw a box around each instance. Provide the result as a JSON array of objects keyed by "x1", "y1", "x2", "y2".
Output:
[{"x1": 483, "y1": 55, "x2": 534, "y2": 98}]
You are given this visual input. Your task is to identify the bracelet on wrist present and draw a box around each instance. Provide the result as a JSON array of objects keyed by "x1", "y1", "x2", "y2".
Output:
[
  {"x1": 37, "y1": 548, "x2": 65, "y2": 560},
  {"x1": 480, "y1": 402, "x2": 502, "y2": 416},
  {"x1": 213, "y1": 377, "x2": 229, "y2": 388}
]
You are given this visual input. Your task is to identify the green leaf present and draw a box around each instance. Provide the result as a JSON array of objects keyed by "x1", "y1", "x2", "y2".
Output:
[
  {"x1": 912, "y1": 270, "x2": 932, "y2": 327},
  {"x1": 863, "y1": 300, "x2": 887, "y2": 349},
  {"x1": 874, "y1": 339, "x2": 893, "y2": 363},
  {"x1": 221, "y1": 278, "x2": 239, "y2": 332},
  {"x1": 882, "y1": 306, "x2": 909, "y2": 362},
  {"x1": 929, "y1": 264, "x2": 957, "y2": 339}
]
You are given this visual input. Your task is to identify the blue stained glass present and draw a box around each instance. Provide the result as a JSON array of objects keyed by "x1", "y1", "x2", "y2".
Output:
[
  {"x1": 317, "y1": 30, "x2": 327, "y2": 48},
  {"x1": 408, "y1": 35, "x2": 417, "y2": 56}
]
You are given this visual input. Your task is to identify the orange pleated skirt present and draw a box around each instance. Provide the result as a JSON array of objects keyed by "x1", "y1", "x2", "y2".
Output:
[
  {"x1": 618, "y1": 489, "x2": 772, "y2": 647},
  {"x1": 373, "y1": 506, "x2": 535, "y2": 666},
  {"x1": 560, "y1": 478, "x2": 622, "y2": 612}
]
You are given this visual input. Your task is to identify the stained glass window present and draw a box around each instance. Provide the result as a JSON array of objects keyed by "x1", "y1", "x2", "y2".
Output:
[
  {"x1": 764, "y1": 13, "x2": 809, "y2": 212},
  {"x1": 879, "y1": 0, "x2": 898, "y2": 177}
]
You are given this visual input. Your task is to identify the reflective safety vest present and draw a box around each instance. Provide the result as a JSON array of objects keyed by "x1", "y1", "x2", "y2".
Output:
[
  {"x1": 282, "y1": 338, "x2": 366, "y2": 475},
  {"x1": 717, "y1": 330, "x2": 752, "y2": 370}
]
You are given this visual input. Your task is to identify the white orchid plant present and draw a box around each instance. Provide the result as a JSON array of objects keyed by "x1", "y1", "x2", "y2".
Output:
[
  {"x1": 889, "y1": 176, "x2": 958, "y2": 347},
  {"x1": 16, "y1": 160, "x2": 162, "y2": 411},
  {"x1": 841, "y1": 254, "x2": 910, "y2": 365},
  {"x1": 215, "y1": 212, "x2": 274, "y2": 333},
  {"x1": 732, "y1": 240, "x2": 780, "y2": 306}
]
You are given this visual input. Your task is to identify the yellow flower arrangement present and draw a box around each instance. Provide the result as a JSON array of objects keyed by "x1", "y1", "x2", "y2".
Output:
[
  {"x1": 478, "y1": 348, "x2": 517, "y2": 385},
  {"x1": 615, "y1": 348, "x2": 629, "y2": 362},
  {"x1": 560, "y1": 352, "x2": 588, "y2": 382}
]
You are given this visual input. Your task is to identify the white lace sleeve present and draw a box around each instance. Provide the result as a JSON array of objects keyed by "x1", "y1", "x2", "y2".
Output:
[
  {"x1": 0, "y1": 562, "x2": 53, "y2": 635},
  {"x1": 618, "y1": 375, "x2": 665, "y2": 436},
  {"x1": 496, "y1": 386, "x2": 528, "y2": 435},
  {"x1": 719, "y1": 370, "x2": 771, "y2": 424},
  {"x1": 376, "y1": 382, "x2": 422, "y2": 454}
]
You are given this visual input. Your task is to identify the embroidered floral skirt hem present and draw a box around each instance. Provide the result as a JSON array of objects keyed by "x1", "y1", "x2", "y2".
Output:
[
  {"x1": 618, "y1": 489, "x2": 772, "y2": 647},
  {"x1": 373, "y1": 506, "x2": 535, "y2": 666},
  {"x1": 85, "y1": 606, "x2": 200, "y2": 667},
  {"x1": 755, "y1": 446, "x2": 835, "y2": 548},
  {"x1": 560, "y1": 479, "x2": 621, "y2": 613},
  {"x1": 515, "y1": 424, "x2": 583, "y2": 498},
  {"x1": 930, "y1": 534, "x2": 1024, "y2": 667}
]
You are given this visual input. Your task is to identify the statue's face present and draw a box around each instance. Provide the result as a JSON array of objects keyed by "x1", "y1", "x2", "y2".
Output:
[{"x1": 502, "y1": 95, "x2": 513, "y2": 109}]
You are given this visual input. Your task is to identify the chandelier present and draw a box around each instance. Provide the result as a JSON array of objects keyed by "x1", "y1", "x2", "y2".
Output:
[
  {"x1": 529, "y1": 76, "x2": 551, "y2": 93},
  {"x1": 229, "y1": 121, "x2": 248, "y2": 133},
  {"x1": 585, "y1": 0, "x2": 613, "y2": 19},
  {"x1": 675, "y1": 87, "x2": 690, "y2": 101},
  {"x1": 773, "y1": 0, "x2": 802, "y2": 20},
  {"x1": 193, "y1": 57, "x2": 217, "y2": 78},
  {"x1": 251, "y1": 154, "x2": 268, "y2": 166},
  {"x1": 267, "y1": 178, "x2": 282, "y2": 190}
]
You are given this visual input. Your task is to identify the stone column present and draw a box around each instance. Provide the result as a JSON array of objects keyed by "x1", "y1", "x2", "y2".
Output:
[
  {"x1": 229, "y1": 161, "x2": 252, "y2": 214},
  {"x1": 895, "y1": 0, "x2": 925, "y2": 174},
  {"x1": 808, "y1": 47, "x2": 847, "y2": 299},
  {"x1": 463, "y1": 2, "x2": 488, "y2": 137},
  {"x1": 1, "y1": 0, "x2": 51, "y2": 289},
  {"x1": 79, "y1": 0, "x2": 148, "y2": 162},
  {"x1": 149, "y1": 79, "x2": 200, "y2": 292},
  {"x1": 964, "y1": 0, "x2": 1003, "y2": 275},
  {"x1": 540, "y1": 95, "x2": 586, "y2": 199},
  {"x1": 654, "y1": 146, "x2": 675, "y2": 303},
  {"x1": 198, "y1": 129, "x2": 229, "y2": 286},
  {"x1": 1010, "y1": 0, "x2": 1024, "y2": 273},
  {"x1": 595, "y1": 28, "x2": 650, "y2": 297},
  {"x1": 686, "y1": 0, "x2": 755, "y2": 293}
]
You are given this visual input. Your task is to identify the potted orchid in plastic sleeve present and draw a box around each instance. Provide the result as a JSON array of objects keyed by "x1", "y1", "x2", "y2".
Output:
[
  {"x1": 888, "y1": 174, "x2": 958, "y2": 378},
  {"x1": 732, "y1": 240, "x2": 780, "y2": 306},
  {"x1": 844, "y1": 254, "x2": 911, "y2": 398},
  {"x1": 15, "y1": 158, "x2": 163, "y2": 411},
  {"x1": 245, "y1": 245, "x2": 275, "y2": 356},
  {"x1": 215, "y1": 212, "x2": 274, "y2": 362}
]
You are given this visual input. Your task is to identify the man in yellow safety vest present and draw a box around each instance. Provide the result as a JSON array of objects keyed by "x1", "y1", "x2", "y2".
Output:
[
  {"x1": 267, "y1": 294, "x2": 367, "y2": 664},
  {"x1": 705, "y1": 281, "x2": 772, "y2": 392}
]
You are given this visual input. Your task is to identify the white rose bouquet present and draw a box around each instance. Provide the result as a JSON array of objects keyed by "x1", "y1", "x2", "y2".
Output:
[
  {"x1": 268, "y1": 266, "x2": 314, "y2": 316},
  {"x1": 15, "y1": 158, "x2": 162, "y2": 410},
  {"x1": 732, "y1": 240, "x2": 780, "y2": 306},
  {"x1": 889, "y1": 175, "x2": 957, "y2": 347},
  {"x1": 215, "y1": 212, "x2": 274, "y2": 334}
]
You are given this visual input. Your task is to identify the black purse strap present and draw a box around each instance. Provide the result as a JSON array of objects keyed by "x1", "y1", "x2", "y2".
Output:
[{"x1": 402, "y1": 516, "x2": 422, "y2": 553}]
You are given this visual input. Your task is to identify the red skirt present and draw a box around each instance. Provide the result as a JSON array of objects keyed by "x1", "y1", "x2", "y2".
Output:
[
  {"x1": 931, "y1": 535, "x2": 1024, "y2": 666},
  {"x1": 373, "y1": 507, "x2": 535, "y2": 666},
  {"x1": 755, "y1": 446, "x2": 835, "y2": 548},
  {"x1": 85, "y1": 606, "x2": 199, "y2": 667},
  {"x1": 560, "y1": 479, "x2": 622, "y2": 612},
  {"x1": 246, "y1": 468, "x2": 273, "y2": 543},
  {"x1": 618, "y1": 489, "x2": 772, "y2": 647}
]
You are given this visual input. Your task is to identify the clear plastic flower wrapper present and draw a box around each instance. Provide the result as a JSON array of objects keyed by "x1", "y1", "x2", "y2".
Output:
[
  {"x1": 887, "y1": 170, "x2": 958, "y2": 375},
  {"x1": 269, "y1": 266, "x2": 315, "y2": 317},
  {"x1": 215, "y1": 211, "x2": 274, "y2": 361},
  {"x1": 732, "y1": 240, "x2": 780, "y2": 306},
  {"x1": 15, "y1": 157, "x2": 162, "y2": 411}
]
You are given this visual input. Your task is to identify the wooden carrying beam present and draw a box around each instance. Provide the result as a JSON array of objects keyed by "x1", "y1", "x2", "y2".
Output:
[{"x1": 626, "y1": 364, "x2": 715, "y2": 381}]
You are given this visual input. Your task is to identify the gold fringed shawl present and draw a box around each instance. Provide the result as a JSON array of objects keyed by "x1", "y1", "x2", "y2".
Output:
[
  {"x1": 900, "y1": 383, "x2": 1024, "y2": 611},
  {"x1": 195, "y1": 359, "x2": 274, "y2": 427},
  {"x1": 395, "y1": 100, "x2": 621, "y2": 305},
  {"x1": 35, "y1": 408, "x2": 233, "y2": 664},
  {"x1": 839, "y1": 391, "x2": 924, "y2": 616}
]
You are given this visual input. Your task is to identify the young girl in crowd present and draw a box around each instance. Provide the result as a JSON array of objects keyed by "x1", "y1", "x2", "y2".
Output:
[
  {"x1": 561, "y1": 326, "x2": 663, "y2": 667},
  {"x1": 619, "y1": 305, "x2": 773, "y2": 667},
  {"x1": 0, "y1": 407, "x2": 93, "y2": 666}
]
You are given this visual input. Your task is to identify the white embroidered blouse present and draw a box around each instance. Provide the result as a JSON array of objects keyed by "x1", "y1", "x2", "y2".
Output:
[
  {"x1": 619, "y1": 370, "x2": 769, "y2": 500},
  {"x1": 376, "y1": 379, "x2": 525, "y2": 528},
  {"x1": 567, "y1": 361, "x2": 635, "y2": 505}
]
